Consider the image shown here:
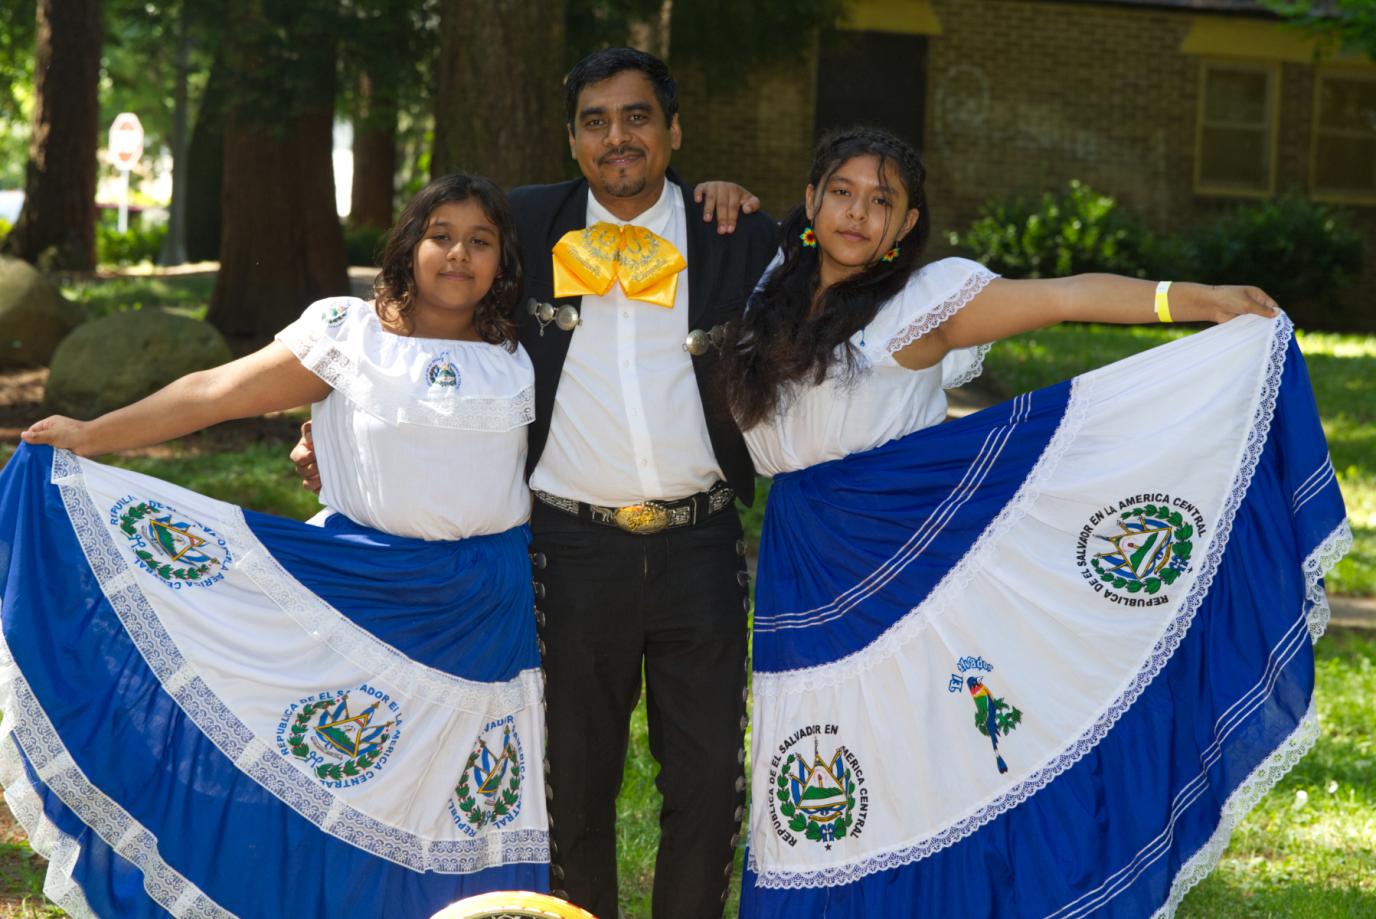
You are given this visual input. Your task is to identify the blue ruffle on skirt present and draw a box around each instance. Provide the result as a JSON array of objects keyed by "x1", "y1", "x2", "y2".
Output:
[
  {"x1": 0, "y1": 443, "x2": 548, "y2": 918},
  {"x1": 740, "y1": 316, "x2": 1348, "y2": 917}
]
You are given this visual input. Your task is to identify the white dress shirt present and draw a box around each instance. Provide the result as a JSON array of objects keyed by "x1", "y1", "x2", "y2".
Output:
[{"x1": 529, "y1": 181, "x2": 724, "y2": 505}]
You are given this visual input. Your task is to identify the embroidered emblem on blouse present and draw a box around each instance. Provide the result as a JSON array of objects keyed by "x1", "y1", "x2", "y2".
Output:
[
  {"x1": 320, "y1": 301, "x2": 349, "y2": 326},
  {"x1": 948, "y1": 657, "x2": 1022, "y2": 775},
  {"x1": 425, "y1": 351, "x2": 461, "y2": 389},
  {"x1": 110, "y1": 495, "x2": 231, "y2": 588},
  {"x1": 450, "y1": 714, "x2": 525, "y2": 836},
  {"x1": 1077, "y1": 494, "x2": 1205, "y2": 605},
  {"x1": 768, "y1": 726, "x2": 867, "y2": 849},
  {"x1": 276, "y1": 687, "x2": 402, "y2": 787}
]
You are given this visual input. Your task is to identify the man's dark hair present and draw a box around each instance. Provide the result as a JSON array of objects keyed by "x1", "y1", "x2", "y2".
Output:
[{"x1": 564, "y1": 47, "x2": 679, "y2": 127}]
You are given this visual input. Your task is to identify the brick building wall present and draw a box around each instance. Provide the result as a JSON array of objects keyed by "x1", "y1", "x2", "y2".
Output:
[
  {"x1": 923, "y1": 0, "x2": 1197, "y2": 245},
  {"x1": 669, "y1": 0, "x2": 1375, "y2": 323},
  {"x1": 672, "y1": 56, "x2": 817, "y2": 221},
  {"x1": 924, "y1": 1, "x2": 1376, "y2": 278}
]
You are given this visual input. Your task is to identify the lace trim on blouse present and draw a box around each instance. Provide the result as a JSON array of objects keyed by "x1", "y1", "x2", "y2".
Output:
[{"x1": 276, "y1": 299, "x2": 535, "y2": 433}]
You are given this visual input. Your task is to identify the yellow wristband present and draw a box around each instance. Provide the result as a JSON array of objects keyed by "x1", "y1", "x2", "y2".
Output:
[{"x1": 1155, "y1": 280, "x2": 1174, "y2": 323}]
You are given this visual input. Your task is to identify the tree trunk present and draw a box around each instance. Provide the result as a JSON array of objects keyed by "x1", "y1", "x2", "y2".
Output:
[
  {"x1": 0, "y1": 0, "x2": 103, "y2": 270},
  {"x1": 349, "y1": 69, "x2": 397, "y2": 232},
  {"x1": 184, "y1": 50, "x2": 227, "y2": 263},
  {"x1": 207, "y1": 2, "x2": 348, "y2": 342},
  {"x1": 432, "y1": 0, "x2": 567, "y2": 188},
  {"x1": 157, "y1": 2, "x2": 190, "y2": 266}
]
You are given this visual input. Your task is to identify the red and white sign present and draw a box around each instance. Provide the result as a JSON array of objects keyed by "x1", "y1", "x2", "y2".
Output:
[{"x1": 108, "y1": 112, "x2": 144, "y2": 171}]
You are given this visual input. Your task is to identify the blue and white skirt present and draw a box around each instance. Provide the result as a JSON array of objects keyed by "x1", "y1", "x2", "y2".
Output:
[
  {"x1": 0, "y1": 444, "x2": 549, "y2": 917},
  {"x1": 740, "y1": 315, "x2": 1349, "y2": 917}
]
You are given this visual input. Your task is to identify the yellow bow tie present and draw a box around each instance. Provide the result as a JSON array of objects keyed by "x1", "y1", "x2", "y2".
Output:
[{"x1": 552, "y1": 222, "x2": 686, "y2": 309}]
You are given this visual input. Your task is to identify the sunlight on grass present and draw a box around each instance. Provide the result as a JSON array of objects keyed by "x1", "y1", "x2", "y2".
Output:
[
  {"x1": 59, "y1": 274, "x2": 213, "y2": 321},
  {"x1": 1177, "y1": 630, "x2": 1376, "y2": 917},
  {"x1": 105, "y1": 443, "x2": 321, "y2": 520},
  {"x1": 0, "y1": 438, "x2": 318, "y2": 522}
]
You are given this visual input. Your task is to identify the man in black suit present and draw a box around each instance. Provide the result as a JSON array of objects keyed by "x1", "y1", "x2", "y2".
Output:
[
  {"x1": 294, "y1": 46, "x2": 775, "y2": 917},
  {"x1": 513, "y1": 48, "x2": 775, "y2": 918}
]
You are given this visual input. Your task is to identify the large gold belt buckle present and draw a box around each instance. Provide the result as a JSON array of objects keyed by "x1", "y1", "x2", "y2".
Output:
[{"x1": 613, "y1": 503, "x2": 670, "y2": 535}]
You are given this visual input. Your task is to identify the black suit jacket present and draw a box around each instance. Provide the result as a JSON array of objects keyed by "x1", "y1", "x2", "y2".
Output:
[{"x1": 508, "y1": 172, "x2": 778, "y2": 507}]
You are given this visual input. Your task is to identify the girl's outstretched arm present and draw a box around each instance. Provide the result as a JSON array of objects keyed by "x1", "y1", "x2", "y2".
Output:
[
  {"x1": 21, "y1": 341, "x2": 331, "y2": 457},
  {"x1": 893, "y1": 275, "x2": 1279, "y2": 371}
]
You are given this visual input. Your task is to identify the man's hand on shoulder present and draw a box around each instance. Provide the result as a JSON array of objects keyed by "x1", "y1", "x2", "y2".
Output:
[
  {"x1": 290, "y1": 420, "x2": 322, "y2": 494},
  {"x1": 694, "y1": 182, "x2": 760, "y2": 235}
]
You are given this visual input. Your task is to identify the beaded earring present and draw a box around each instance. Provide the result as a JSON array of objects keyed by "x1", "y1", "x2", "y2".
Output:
[
  {"x1": 800, "y1": 227, "x2": 818, "y2": 248},
  {"x1": 881, "y1": 245, "x2": 900, "y2": 263}
]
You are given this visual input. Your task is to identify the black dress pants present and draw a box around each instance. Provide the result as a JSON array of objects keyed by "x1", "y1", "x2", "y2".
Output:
[{"x1": 531, "y1": 500, "x2": 750, "y2": 919}]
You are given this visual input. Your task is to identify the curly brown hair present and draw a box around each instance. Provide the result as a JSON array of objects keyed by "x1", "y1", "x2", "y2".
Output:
[{"x1": 372, "y1": 173, "x2": 521, "y2": 350}]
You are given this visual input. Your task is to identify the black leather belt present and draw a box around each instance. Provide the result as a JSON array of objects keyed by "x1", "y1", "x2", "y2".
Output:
[{"x1": 533, "y1": 482, "x2": 735, "y2": 535}]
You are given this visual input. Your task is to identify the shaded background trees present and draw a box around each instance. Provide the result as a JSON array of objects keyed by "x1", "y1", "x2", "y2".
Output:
[
  {"x1": 0, "y1": 0, "x2": 841, "y2": 340},
  {"x1": 1, "y1": 0, "x2": 102, "y2": 270},
  {"x1": 433, "y1": 0, "x2": 568, "y2": 187},
  {"x1": 207, "y1": 0, "x2": 350, "y2": 339}
]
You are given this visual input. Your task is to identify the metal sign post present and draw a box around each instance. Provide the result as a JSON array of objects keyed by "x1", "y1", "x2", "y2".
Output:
[{"x1": 108, "y1": 112, "x2": 144, "y2": 234}]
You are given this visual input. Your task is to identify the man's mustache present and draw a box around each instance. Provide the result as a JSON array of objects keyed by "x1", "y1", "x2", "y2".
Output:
[{"x1": 599, "y1": 146, "x2": 645, "y2": 164}]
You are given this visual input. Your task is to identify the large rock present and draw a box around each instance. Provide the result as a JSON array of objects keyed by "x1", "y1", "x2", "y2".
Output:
[
  {"x1": 0, "y1": 256, "x2": 84, "y2": 367},
  {"x1": 44, "y1": 309, "x2": 233, "y2": 419}
]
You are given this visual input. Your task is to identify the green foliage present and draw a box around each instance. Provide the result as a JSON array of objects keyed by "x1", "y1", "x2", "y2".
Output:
[
  {"x1": 948, "y1": 181, "x2": 1156, "y2": 279},
  {"x1": 0, "y1": 217, "x2": 10, "y2": 243},
  {"x1": 344, "y1": 224, "x2": 385, "y2": 268},
  {"x1": 101, "y1": 1, "x2": 216, "y2": 168},
  {"x1": 96, "y1": 222, "x2": 168, "y2": 267},
  {"x1": 1176, "y1": 196, "x2": 1363, "y2": 328},
  {"x1": 0, "y1": 0, "x2": 35, "y2": 188},
  {"x1": 1264, "y1": 1, "x2": 1376, "y2": 60},
  {"x1": 951, "y1": 185, "x2": 1363, "y2": 329},
  {"x1": 740, "y1": 477, "x2": 771, "y2": 552},
  {"x1": 0, "y1": 0, "x2": 35, "y2": 121},
  {"x1": 335, "y1": 0, "x2": 437, "y2": 128}
]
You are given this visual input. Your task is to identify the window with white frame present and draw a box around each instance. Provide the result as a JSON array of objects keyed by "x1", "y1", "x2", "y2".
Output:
[
  {"x1": 1313, "y1": 70, "x2": 1376, "y2": 201},
  {"x1": 1196, "y1": 61, "x2": 1278, "y2": 196}
]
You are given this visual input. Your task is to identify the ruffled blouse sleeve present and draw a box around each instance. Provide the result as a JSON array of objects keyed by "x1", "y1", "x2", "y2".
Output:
[
  {"x1": 274, "y1": 296, "x2": 535, "y2": 432},
  {"x1": 865, "y1": 257, "x2": 1000, "y2": 389}
]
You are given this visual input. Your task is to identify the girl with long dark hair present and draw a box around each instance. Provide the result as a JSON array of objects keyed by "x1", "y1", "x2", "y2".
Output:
[
  {"x1": 0, "y1": 175, "x2": 550, "y2": 916},
  {"x1": 728, "y1": 128, "x2": 1348, "y2": 918}
]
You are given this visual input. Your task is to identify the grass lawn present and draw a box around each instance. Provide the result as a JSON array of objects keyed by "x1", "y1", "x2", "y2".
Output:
[{"x1": 59, "y1": 272, "x2": 214, "y2": 321}]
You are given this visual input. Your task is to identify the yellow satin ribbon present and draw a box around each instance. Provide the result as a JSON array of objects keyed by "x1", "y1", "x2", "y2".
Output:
[{"x1": 552, "y1": 222, "x2": 686, "y2": 309}]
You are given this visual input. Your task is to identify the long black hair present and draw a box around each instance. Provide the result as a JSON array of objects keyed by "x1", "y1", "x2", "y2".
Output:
[
  {"x1": 373, "y1": 173, "x2": 521, "y2": 350},
  {"x1": 720, "y1": 127, "x2": 929, "y2": 429}
]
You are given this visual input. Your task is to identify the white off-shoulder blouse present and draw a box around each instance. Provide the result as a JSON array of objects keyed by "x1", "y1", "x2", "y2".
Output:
[
  {"x1": 743, "y1": 258, "x2": 999, "y2": 477},
  {"x1": 276, "y1": 296, "x2": 535, "y2": 540}
]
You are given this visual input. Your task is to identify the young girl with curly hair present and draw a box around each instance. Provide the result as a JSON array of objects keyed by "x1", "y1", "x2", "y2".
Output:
[{"x1": 1, "y1": 174, "x2": 550, "y2": 916}]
